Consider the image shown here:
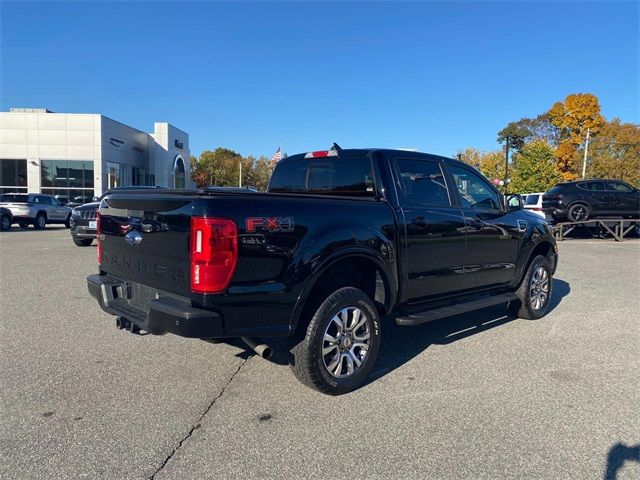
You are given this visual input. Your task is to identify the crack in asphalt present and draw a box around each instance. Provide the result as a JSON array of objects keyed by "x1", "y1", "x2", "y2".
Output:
[{"x1": 149, "y1": 358, "x2": 249, "y2": 479}]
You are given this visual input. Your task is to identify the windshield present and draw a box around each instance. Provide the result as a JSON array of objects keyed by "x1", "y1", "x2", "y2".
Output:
[
  {"x1": 525, "y1": 194, "x2": 540, "y2": 205},
  {"x1": 0, "y1": 194, "x2": 29, "y2": 203}
]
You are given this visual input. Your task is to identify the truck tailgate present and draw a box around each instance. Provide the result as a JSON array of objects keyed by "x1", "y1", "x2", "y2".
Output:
[{"x1": 99, "y1": 195, "x2": 193, "y2": 297}]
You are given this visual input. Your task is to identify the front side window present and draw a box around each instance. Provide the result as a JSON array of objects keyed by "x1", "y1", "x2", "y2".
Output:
[
  {"x1": 449, "y1": 165, "x2": 501, "y2": 210},
  {"x1": 395, "y1": 159, "x2": 449, "y2": 206},
  {"x1": 606, "y1": 181, "x2": 633, "y2": 192}
]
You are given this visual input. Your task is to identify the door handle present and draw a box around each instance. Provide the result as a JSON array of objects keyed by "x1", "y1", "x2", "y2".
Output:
[{"x1": 411, "y1": 217, "x2": 428, "y2": 227}]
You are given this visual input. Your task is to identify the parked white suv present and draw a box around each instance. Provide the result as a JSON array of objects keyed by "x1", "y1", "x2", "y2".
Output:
[
  {"x1": 523, "y1": 192, "x2": 546, "y2": 219},
  {"x1": 0, "y1": 193, "x2": 72, "y2": 229}
]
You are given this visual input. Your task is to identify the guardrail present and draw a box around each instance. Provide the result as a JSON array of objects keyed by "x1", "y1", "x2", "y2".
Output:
[{"x1": 553, "y1": 218, "x2": 640, "y2": 242}]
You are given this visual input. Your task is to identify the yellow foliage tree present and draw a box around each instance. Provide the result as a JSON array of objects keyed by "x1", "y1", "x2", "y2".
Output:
[
  {"x1": 587, "y1": 119, "x2": 640, "y2": 187},
  {"x1": 547, "y1": 93, "x2": 605, "y2": 178}
]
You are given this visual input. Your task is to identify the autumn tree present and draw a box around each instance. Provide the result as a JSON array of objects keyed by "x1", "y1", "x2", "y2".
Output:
[
  {"x1": 587, "y1": 119, "x2": 640, "y2": 187},
  {"x1": 457, "y1": 148, "x2": 506, "y2": 187},
  {"x1": 547, "y1": 93, "x2": 605, "y2": 180},
  {"x1": 509, "y1": 140, "x2": 563, "y2": 193},
  {"x1": 191, "y1": 148, "x2": 243, "y2": 187}
]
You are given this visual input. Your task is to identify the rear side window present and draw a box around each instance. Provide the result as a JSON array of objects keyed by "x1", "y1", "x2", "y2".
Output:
[
  {"x1": 525, "y1": 194, "x2": 540, "y2": 205},
  {"x1": 269, "y1": 157, "x2": 375, "y2": 196},
  {"x1": 577, "y1": 181, "x2": 605, "y2": 191},
  {"x1": 395, "y1": 159, "x2": 449, "y2": 206}
]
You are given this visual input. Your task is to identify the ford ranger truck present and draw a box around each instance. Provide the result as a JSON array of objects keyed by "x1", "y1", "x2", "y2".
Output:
[{"x1": 87, "y1": 147, "x2": 558, "y2": 395}]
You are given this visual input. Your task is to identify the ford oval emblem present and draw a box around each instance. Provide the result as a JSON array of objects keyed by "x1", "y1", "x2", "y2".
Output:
[{"x1": 125, "y1": 230, "x2": 143, "y2": 246}]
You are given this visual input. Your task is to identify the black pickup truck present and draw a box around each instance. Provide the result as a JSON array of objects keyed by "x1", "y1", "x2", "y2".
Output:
[{"x1": 88, "y1": 147, "x2": 558, "y2": 394}]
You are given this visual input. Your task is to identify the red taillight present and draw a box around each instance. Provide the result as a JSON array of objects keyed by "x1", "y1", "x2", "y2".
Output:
[
  {"x1": 97, "y1": 211, "x2": 102, "y2": 265},
  {"x1": 304, "y1": 149, "x2": 339, "y2": 159},
  {"x1": 532, "y1": 207, "x2": 542, "y2": 211},
  {"x1": 190, "y1": 217, "x2": 238, "y2": 294}
]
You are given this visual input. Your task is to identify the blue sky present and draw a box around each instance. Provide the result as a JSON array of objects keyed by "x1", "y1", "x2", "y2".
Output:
[{"x1": 1, "y1": 1, "x2": 638, "y2": 158}]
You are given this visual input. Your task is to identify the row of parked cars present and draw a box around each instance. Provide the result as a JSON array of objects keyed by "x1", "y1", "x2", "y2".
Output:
[
  {"x1": 0, "y1": 187, "x2": 166, "y2": 234},
  {"x1": 522, "y1": 179, "x2": 640, "y2": 223}
]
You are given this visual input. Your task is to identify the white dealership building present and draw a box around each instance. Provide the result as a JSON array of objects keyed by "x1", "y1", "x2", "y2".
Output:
[{"x1": 0, "y1": 108, "x2": 193, "y2": 203}]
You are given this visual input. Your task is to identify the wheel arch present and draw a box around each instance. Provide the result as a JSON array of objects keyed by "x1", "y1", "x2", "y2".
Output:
[
  {"x1": 516, "y1": 240, "x2": 556, "y2": 287},
  {"x1": 289, "y1": 250, "x2": 397, "y2": 336}
]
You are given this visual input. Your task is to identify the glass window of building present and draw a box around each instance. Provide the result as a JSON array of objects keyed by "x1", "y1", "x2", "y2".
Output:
[
  {"x1": 0, "y1": 159, "x2": 28, "y2": 193},
  {"x1": 174, "y1": 156, "x2": 185, "y2": 189},
  {"x1": 41, "y1": 160, "x2": 94, "y2": 205}
]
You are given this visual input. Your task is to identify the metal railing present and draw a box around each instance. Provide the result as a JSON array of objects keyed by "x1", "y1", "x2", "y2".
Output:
[{"x1": 553, "y1": 218, "x2": 640, "y2": 242}]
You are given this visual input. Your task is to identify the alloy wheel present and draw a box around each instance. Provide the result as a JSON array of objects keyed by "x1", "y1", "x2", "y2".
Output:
[
  {"x1": 569, "y1": 205, "x2": 587, "y2": 222},
  {"x1": 322, "y1": 307, "x2": 371, "y2": 378},
  {"x1": 529, "y1": 266, "x2": 550, "y2": 310}
]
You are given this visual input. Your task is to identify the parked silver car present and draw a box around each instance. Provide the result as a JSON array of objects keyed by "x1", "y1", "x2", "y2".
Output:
[{"x1": 0, "y1": 193, "x2": 73, "y2": 229}]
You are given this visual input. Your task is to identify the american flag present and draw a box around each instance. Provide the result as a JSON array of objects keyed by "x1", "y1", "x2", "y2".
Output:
[
  {"x1": 271, "y1": 146, "x2": 282, "y2": 163},
  {"x1": 270, "y1": 146, "x2": 282, "y2": 168}
]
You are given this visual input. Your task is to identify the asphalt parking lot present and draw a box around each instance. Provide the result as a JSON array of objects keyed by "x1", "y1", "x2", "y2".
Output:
[{"x1": 1, "y1": 226, "x2": 638, "y2": 480}]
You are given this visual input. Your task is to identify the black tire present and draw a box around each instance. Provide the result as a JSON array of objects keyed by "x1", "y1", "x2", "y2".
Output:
[
  {"x1": 73, "y1": 237, "x2": 93, "y2": 246},
  {"x1": 508, "y1": 255, "x2": 553, "y2": 320},
  {"x1": 0, "y1": 214, "x2": 11, "y2": 231},
  {"x1": 567, "y1": 203, "x2": 590, "y2": 222},
  {"x1": 289, "y1": 287, "x2": 381, "y2": 395},
  {"x1": 64, "y1": 214, "x2": 71, "y2": 228},
  {"x1": 34, "y1": 213, "x2": 47, "y2": 230},
  {"x1": 18, "y1": 222, "x2": 30, "y2": 229}
]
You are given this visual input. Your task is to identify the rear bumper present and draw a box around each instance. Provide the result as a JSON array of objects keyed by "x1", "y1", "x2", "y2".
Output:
[
  {"x1": 542, "y1": 207, "x2": 566, "y2": 220},
  {"x1": 87, "y1": 274, "x2": 223, "y2": 338}
]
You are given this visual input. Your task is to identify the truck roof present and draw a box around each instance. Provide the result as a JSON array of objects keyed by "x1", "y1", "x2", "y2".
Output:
[{"x1": 282, "y1": 148, "x2": 462, "y2": 166}]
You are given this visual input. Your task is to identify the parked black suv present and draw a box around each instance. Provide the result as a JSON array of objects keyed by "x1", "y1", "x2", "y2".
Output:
[
  {"x1": 70, "y1": 186, "x2": 167, "y2": 246},
  {"x1": 543, "y1": 179, "x2": 640, "y2": 222}
]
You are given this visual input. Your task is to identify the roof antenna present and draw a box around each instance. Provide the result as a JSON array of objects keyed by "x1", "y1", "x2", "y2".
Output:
[{"x1": 331, "y1": 142, "x2": 342, "y2": 151}]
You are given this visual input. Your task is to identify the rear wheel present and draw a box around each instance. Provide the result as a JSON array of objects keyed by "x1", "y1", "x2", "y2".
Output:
[
  {"x1": 34, "y1": 213, "x2": 47, "y2": 230},
  {"x1": 289, "y1": 287, "x2": 381, "y2": 395},
  {"x1": 64, "y1": 214, "x2": 71, "y2": 228},
  {"x1": 73, "y1": 237, "x2": 93, "y2": 246},
  {"x1": 508, "y1": 255, "x2": 553, "y2": 320},
  {"x1": 1, "y1": 214, "x2": 11, "y2": 231},
  {"x1": 567, "y1": 203, "x2": 590, "y2": 222}
]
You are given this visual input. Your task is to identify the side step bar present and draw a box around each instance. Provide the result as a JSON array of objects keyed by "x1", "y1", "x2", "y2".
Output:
[{"x1": 396, "y1": 292, "x2": 518, "y2": 326}]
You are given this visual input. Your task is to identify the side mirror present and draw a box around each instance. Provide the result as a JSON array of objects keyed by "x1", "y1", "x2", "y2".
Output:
[
  {"x1": 92, "y1": 196, "x2": 99, "y2": 202},
  {"x1": 505, "y1": 193, "x2": 523, "y2": 212}
]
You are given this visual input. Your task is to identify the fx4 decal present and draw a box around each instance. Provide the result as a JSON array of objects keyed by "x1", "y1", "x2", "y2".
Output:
[{"x1": 246, "y1": 217, "x2": 295, "y2": 233}]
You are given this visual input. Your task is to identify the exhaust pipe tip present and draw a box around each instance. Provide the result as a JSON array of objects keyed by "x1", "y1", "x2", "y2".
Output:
[{"x1": 241, "y1": 337, "x2": 273, "y2": 360}]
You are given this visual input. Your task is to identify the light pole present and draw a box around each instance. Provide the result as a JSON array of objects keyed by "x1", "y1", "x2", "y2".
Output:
[
  {"x1": 581, "y1": 128, "x2": 591, "y2": 179},
  {"x1": 504, "y1": 136, "x2": 510, "y2": 193}
]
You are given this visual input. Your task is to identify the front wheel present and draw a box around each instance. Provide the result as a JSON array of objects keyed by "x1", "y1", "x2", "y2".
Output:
[
  {"x1": 508, "y1": 255, "x2": 553, "y2": 320},
  {"x1": 289, "y1": 287, "x2": 381, "y2": 395},
  {"x1": 34, "y1": 213, "x2": 47, "y2": 230}
]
